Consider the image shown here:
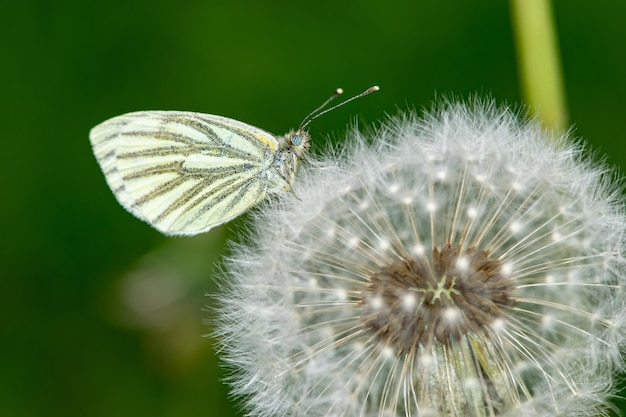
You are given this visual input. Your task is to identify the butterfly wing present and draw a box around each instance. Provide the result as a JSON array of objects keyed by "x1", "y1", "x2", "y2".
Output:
[{"x1": 89, "y1": 111, "x2": 280, "y2": 235}]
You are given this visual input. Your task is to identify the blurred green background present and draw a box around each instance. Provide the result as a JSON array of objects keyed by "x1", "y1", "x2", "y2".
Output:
[{"x1": 3, "y1": 1, "x2": 626, "y2": 416}]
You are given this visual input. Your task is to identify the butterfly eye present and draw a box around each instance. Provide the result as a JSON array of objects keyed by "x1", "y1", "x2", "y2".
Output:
[{"x1": 291, "y1": 134, "x2": 303, "y2": 146}]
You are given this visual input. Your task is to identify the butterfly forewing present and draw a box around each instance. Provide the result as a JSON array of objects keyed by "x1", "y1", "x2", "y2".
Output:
[{"x1": 90, "y1": 111, "x2": 281, "y2": 235}]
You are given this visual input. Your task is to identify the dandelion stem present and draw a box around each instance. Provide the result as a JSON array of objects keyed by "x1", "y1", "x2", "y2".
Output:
[{"x1": 510, "y1": 0, "x2": 568, "y2": 131}]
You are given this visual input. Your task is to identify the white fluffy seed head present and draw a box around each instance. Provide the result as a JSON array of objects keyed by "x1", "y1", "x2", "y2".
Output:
[{"x1": 216, "y1": 101, "x2": 626, "y2": 417}]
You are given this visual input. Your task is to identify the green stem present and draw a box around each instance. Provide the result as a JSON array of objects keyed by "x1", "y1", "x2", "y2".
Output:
[{"x1": 510, "y1": 0, "x2": 568, "y2": 130}]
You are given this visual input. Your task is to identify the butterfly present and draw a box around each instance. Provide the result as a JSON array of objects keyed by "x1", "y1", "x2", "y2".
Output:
[{"x1": 89, "y1": 86, "x2": 378, "y2": 236}]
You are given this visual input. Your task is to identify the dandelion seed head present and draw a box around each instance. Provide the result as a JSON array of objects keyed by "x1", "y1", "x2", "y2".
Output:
[
  {"x1": 475, "y1": 173, "x2": 487, "y2": 183},
  {"x1": 347, "y1": 235, "x2": 360, "y2": 248},
  {"x1": 456, "y1": 255, "x2": 470, "y2": 271},
  {"x1": 412, "y1": 243, "x2": 425, "y2": 256},
  {"x1": 377, "y1": 238, "x2": 391, "y2": 252},
  {"x1": 509, "y1": 220, "x2": 523, "y2": 234},
  {"x1": 217, "y1": 101, "x2": 626, "y2": 417},
  {"x1": 335, "y1": 288, "x2": 348, "y2": 301}
]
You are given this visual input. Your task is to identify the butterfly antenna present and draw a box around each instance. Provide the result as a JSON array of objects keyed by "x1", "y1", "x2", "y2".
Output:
[
  {"x1": 299, "y1": 86, "x2": 379, "y2": 130},
  {"x1": 299, "y1": 88, "x2": 344, "y2": 130}
]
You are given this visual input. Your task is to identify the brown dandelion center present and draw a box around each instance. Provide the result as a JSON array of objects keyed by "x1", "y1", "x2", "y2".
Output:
[{"x1": 361, "y1": 244, "x2": 513, "y2": 352}]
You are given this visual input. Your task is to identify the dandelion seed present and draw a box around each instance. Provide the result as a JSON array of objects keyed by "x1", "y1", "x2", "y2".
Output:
[{"x1": 216, "y1": 101, "x2": 626, "y2": 417}]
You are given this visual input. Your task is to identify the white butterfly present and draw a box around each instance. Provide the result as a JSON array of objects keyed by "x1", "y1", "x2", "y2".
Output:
[{"x1": 89, "y1": 87, "x2": 378, "y2": 236}]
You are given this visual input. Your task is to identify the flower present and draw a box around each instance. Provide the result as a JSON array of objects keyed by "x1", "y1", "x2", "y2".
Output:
[{"x1": 216, "y1": 101, "x2": 626, "y2": 416}]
